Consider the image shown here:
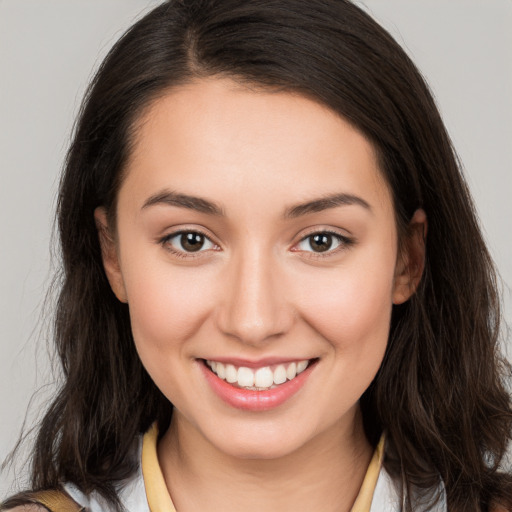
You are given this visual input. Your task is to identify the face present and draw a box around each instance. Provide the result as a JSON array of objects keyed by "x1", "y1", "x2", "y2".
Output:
[{"x1": 97, "y1": 77, "x2": 423, "y2": 460}]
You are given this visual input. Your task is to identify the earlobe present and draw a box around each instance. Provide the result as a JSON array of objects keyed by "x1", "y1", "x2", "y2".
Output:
[
  {"x1": 94, "y1": 207, "x2": 128, "y2": 303},
  {"x1": 392, "y1": 208, "x2": 427, "y2": 305}
]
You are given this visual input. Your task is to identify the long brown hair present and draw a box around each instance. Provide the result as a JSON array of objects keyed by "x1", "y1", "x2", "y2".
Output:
[{"x1": 3, "y1": 1, "x2": 512, "y2": 510}]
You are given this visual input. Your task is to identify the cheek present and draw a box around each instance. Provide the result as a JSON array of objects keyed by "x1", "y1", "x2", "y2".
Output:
[
  {"x1": 121, "y1": 257, "x2": 216, "y2": 353},
  {"x1": 298, "y1": 251, "x2": 396, "y2": 354},
  {"x1": 295, "y1": 256, "x2": 395, "y2": 411}
]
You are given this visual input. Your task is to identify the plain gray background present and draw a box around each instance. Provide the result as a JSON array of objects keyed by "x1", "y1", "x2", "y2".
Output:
[{"x1": 1, "y1": 0, "x2": 511, "y2": 498}]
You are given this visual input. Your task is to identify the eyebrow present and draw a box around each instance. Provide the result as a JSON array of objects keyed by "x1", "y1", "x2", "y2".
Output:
[
  {"x1": 142, "y1": 190, "x2": 225, "y2": 216},
  {"x1": 141, "y1": 190, "x2": 371, "y2": 218},
  {"x1": 284, "y1": 193, "x2": 372, "y2": 218}
]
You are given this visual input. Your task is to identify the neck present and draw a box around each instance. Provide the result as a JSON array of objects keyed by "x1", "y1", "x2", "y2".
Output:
[{"x1": 158, "y1": 407, "x2": 373, "y2": 512}]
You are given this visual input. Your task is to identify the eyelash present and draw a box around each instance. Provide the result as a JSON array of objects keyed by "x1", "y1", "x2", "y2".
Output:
[
  {"x1": 293, "y1": 229, "x2": 355, "y2": 259},
  {"x1": 159, "y1": 229, "x2": 218, "y2": 259},
  {"x1": 158, "y1": 229, "x2": 354, "y2": 260}
]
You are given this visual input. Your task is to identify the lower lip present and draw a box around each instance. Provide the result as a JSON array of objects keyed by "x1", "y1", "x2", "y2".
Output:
[{"x1": 200, "y1": 360, "x2": 316, "y2": 411}]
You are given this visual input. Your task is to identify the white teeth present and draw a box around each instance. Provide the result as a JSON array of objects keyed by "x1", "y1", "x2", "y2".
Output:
[
  {"x1": 237, "y1": 367, "x2": 255, "y2": 387},
  {"x1": 286, "y1": 362, "x2": 297, "y2": 380},
  {"x1": 206, "y1": 359, "x2": 311, "y2": 390},
  {"x1": 225, "y1": 364, "x2": 237, "y2": 383},
  {"x1": 216, "y1": 362, "x2": 226, "y2": 380},
  {"x1": 273, "y1": 365, "x2": 287, "y2": 385},
  {"x1": 254, "y1": 367, "x2": 274, "y2": 388},
  {"x1": 297, "y1": 360, "x2": 308, "y2": 374}
]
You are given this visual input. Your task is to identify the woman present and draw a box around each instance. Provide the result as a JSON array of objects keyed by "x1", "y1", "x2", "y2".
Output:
[{"x1": 2, "y1": 0, "x2": 511, "y2": 510}]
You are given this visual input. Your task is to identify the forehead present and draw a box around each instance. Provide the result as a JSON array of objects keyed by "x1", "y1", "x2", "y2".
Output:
[{"x1": 121, "y1": 77, "x2": 393, "y2": 218}]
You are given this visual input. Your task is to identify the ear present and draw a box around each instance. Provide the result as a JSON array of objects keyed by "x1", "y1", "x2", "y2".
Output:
[
  {"x1": 392, "y1": 208, "x2": 427, "y2": 305},
  {"x1": 94, "y1": 207, "x2": 128, "y2": 303}
]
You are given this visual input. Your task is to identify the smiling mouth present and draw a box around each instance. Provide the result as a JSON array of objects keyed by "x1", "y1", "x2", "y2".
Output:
[{"x1": 203, "y1": 359, "x2": 317, "y2": 391}]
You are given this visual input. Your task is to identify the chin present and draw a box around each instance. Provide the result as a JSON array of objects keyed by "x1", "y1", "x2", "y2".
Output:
[{"x1": 202, "y1": 420, "x2": 316, "y2": 461}]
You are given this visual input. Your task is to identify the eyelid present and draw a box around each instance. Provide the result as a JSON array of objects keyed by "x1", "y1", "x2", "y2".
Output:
[
  {"x1": 291, "y1": 228, "x2": 355, "y2": 258},
  {"x1": 157, "y1": 225, "x2": 354, "y2": 260},
  {"x1": 158, "y1": 226, "x2": 220, "y2": 259}
]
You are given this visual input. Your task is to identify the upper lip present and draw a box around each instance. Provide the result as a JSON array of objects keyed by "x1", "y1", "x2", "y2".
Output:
[{"x1": 200, "y1": 356, "x2": 315, "y2": 368}]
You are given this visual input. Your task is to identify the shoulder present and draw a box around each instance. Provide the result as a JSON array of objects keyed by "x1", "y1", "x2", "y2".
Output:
[
  {"x1": 0, "y1": 488, "x2": 84, "y2": 512},
  {"x1": 371, "y1": 464, "x2": 447, "y2": 512}
]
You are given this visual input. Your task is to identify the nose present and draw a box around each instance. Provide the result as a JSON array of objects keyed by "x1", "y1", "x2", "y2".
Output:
[{"x1": 215, "y1": 248, "x2": 295, "y2": 346}]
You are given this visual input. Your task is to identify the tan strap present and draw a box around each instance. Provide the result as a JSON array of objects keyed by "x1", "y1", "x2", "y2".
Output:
[
  {"x1": 29, "y1": 490, "x2": 84, "y2": 512},
  {"x1": 1, "y1": 490, "x2": 84, "y2": 512}
]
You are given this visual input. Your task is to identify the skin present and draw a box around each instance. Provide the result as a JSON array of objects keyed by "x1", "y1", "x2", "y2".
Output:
[{"x1": 96, "y1": 77, "x2": 426, "y2": 512}]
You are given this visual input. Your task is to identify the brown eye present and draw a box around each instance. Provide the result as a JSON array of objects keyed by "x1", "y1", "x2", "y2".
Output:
[
  {"x1": 309, "y1": 233, "x2": 333, "y2": 252},
  {"x1": 295, "y1": 231, "x2": 352, "y2": 255},
  {"x1": 163, "y1": 231, "x2": 216, "y2": 254},
  {"x1": 180, "y1": 232, "x2": 205, "y2": 252}
]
